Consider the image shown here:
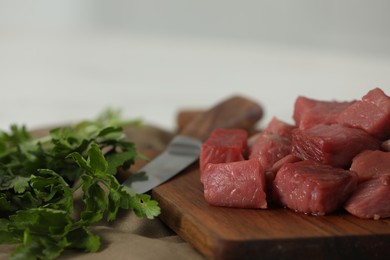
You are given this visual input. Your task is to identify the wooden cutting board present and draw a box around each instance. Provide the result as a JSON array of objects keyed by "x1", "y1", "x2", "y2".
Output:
[{"x1": 152, "y1": 163, "x2": 390, "y2": 260}]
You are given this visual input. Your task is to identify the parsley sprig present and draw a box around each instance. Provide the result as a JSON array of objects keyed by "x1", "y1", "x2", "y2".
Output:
[{"x1": 0, "y1": 109, "x2": 160, "y2": 259}]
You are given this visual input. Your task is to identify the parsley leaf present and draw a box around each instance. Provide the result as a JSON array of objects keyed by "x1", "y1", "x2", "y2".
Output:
[
  {"x1": 129, "y1": 193, "x2": 161, "y2": 219},
  {"x1": 0, "y1": 109, "x2": 160, "y2": 259}
]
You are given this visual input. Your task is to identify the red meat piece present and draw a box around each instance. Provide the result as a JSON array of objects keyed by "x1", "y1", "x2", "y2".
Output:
[
  {"x1": 199, "y1": 129, "x2": 248, "y2": 183},
  {"x1": 350, "y1": 150, "x2": 390, "y2": 183},
  {"x1": 248, "y1": 132, "x2": 291, "y2": 170},
  {"x1": 337, "y1": 88, "x2": 390, "y2": 140},
  {"x1": 293, "y1": 96, "x2": 354, "y2": 130},
  {"x1": 291, "y1": 124, "x2": 380, "y2": 168},
  {"x1": 273, "y1": 160, "x2": 358, "y2": 215},
  {"x1": 264, "y1": 154, "x2": 301, "y2": 199},
  {"x1": 263, "y1": 117, "x2": 295, "y2": 138},
  {"x1": 344, "y1": 174, "x2": 390, "y2": 219},
  {"x1": 203, "y1": 159, "x2": 267, "y2": 209}
]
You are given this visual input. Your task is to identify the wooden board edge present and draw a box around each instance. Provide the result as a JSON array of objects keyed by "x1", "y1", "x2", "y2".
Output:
[
  {"x1": 152, "y1": 188, "x2": 220, "y2": 259},
  {"x1": 154, "y1": 194, "x2": 390, "y2": 260}
]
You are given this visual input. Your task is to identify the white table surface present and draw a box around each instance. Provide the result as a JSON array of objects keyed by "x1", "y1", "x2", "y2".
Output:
[{"x1": 1, "y1": 30, "x2": 390, "y2": 132}]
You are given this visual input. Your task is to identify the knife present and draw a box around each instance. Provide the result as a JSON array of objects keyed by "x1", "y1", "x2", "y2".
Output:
[{"x1": 122, "y1": 95, "x2": 263, "y2": 194}]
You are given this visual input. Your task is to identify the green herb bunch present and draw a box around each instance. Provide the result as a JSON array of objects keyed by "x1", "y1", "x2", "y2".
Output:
[{"x1": 0, "y1": 109, "x2": 160, "y2": 259}]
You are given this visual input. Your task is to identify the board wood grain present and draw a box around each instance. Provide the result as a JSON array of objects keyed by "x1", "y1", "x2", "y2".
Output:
[{"x1": 152, "y1": 164, "x2": 390, "y2": 260}]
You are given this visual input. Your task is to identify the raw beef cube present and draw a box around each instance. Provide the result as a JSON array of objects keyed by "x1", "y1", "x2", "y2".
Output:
[
  {"x1": 200, "y1": 129, "x2": 248, "y2": 182},
  {"x1": 363, "y1": 87, "x2": 390, "y2": 112},
  {"x1": 337, "y1": 88, "x2": 390, "y2": 140},
  {"x1": 203, "y1": 159, "x2": 267, "y2": 209},
  {"x1": 268, "y1": 154, "x2": 301, "y2": 174},
  {"x1": 344, "y1": 174, "x2": 390, "y2": 219},
  {"x1": 350, "y1": 150, "x2": 390, "y2": 183},
  {"x1": 264, "y1": 154, "x2": 301, "y2": 200},
  {"x1": 273, "y1": 160, "x2": 358, "y2": 215},
  {"x1": 248, "y1": 132, "x2": 292, "y2": 170},
  {"x1": 291, "y1": 124, "x2": 380, "y2": 168},
  {"x1": 293, "y1": 96, "x2": 354, "y2": 130},
  {"x1": 263, "y1": 117, "x2": 295, "y2": 138}
]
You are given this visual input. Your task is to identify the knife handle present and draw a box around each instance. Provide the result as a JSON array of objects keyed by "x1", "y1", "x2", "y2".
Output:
[{"x1": 179, "y1": 95, "x2": 263, "y2": 141}]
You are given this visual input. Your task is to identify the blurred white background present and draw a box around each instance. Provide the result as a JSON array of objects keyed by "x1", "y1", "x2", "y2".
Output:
[{"x1": 1, "y1": 0, "x2": 390, "y2": 131}]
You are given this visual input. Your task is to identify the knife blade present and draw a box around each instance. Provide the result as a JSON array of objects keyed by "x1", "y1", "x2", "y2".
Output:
[{"x1": 122, "y1": 95, "x2": 263, "y2": 194}]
